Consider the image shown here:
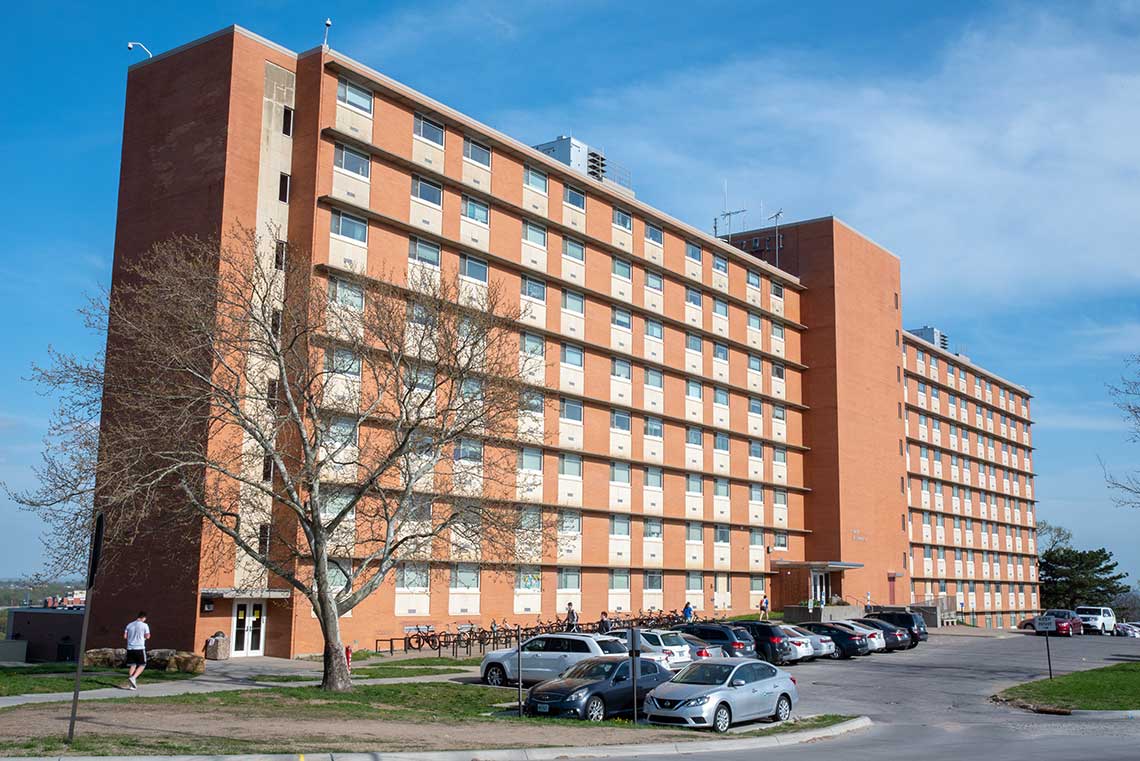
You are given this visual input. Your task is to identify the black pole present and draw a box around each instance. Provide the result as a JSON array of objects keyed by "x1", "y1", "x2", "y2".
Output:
[
  {"x1": 630, "y1": 627, "x2": 640, "y2": 724},
  {"x1": 516, "y1": 625, "x2": 523, "y2": 717},
  {"x1": 1045, "y1": 631, "x2": 1053, "y2": 680},
  {"x1": 67, "y1": 513, "x2": 104, "y2": 744}
]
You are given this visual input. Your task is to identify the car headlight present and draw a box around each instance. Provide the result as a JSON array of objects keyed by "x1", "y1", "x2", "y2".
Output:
[
  {"x1": 682, "y1": 696, "x2": 710, "y2": 707},
  {"x1": 568, "y1": 687, "x2": 588, "y2": 701}
]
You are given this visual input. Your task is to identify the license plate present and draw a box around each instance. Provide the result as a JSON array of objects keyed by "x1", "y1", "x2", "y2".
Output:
[{"x1": 537, "y1": 704, "x2": 550, "y2": 713}]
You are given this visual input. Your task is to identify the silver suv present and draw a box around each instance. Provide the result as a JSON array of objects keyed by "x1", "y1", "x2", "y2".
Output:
[
  {"x1": 481, "y1": 633, "x2": 627, "y2": 685},
  {"x1": 1075, "y1": 606, "x2": 1117, "y2": 635}
]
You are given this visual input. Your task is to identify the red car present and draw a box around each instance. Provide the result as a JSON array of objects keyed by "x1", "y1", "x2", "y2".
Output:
[{"x1": 1020, "y1": 609, "x2": 1083, "y2": 637}]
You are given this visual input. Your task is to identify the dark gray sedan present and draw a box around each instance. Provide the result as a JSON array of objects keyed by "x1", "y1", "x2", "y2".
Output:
[{"x1": 525, "y1": 655, "x2": 672, "y2": 721}]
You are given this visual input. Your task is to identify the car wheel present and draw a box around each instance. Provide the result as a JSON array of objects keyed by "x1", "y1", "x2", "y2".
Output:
[
  {"x1": 828, "y1": 648, "x2": 842, "y2": 660},
  {"x1": 772, "y1": 694, "x2": 793, "y2": 723},
  {"x1": 585, "y1": 695, "x2": 606, "y2": 722},
  {"x1": 713, "y1": 703, "x2": 732, "y2": 733},
  {"x1": 484, "y1": 664, "x2": 506, "y2": 687}
]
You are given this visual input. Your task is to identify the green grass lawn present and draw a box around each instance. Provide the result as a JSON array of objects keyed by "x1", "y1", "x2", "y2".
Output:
[
  {"x1": 725, "y1": 612, "x2": 784, "y2": 621},
  {"x1": 999, "y1": 662, "x2": 1140, "y2": 711},
  {"x1": 0, "y1": 665, "x2": 195, "y2": 697},
  {"x1": 252, "y1": 665, "x2": 467, "y2": 683}
]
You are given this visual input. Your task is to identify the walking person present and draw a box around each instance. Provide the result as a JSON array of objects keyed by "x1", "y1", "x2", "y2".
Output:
[
  {"x1": 759, "y1": 595, "x2": 770, "y2": 621},
  {"x1": 565, "y1": 602, "x2": 580, "y2": 632},
  {"x1": 123, "y1": 611, "x2": 151, "y2": 691},
  {"x1": 682, "y1": 601, "x2": 693, "y2": 623},
  {"x1": 597, "y1": 611, "x2": 611, "y2": 634}
]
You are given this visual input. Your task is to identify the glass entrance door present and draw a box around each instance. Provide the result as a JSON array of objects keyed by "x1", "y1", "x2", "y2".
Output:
[{"x1": 232, "y1": 600, "x2": 265, "y2": 656}]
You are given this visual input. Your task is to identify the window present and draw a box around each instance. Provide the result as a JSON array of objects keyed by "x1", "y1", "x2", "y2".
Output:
[
  {"x1": 686, "y1": 380, "x2": 703, "y2": 399},
  {"x1": 714, "y1": 432, "x2": 730, "y2": 451},
  {"x1": 749, "y1": 398, "x2": 763, "y2": 415},
  {"x1": 265, "y1": 379, "x2": 279, "y2": 410},
  {"x1": 645, "y1": 271, "x2": 663, "y2": 291},
  {"x1": 559, "y1": 453, "x2": 582, "y2": 477},
  {"x1": 645, "y1": 466, "x2": 663, "y2": 488},
  {"x1": 610, "y1": 569, "x2": 630, "y2": 590},
  {"x1": 461, "y1": 195, "x2": 489, "y2": 224},
  {"x1": 715, "y1": 524, "x2": 730, "y2": 543},
  {"x1": 773, "y1": 405, "x2": 786, "y2": 422},
  {"x1": 606, "y1": 460, "x2": 633, "y2": 485},
  {"x1": 516, "y1": 566, "x2": 541, "y2": 591},
  {"x1": 645, "y1": 368, "x2": 663, "y2": 388},
  {"x1": 281, "y1": 106, "x2": 294, "y2": 137},
  {"x1": 561, "y1": 344, "x2": 584, "y2": 367},
  {"x1": 749, "y1": 355, "x2": 763, "y2": 373},
  {"x1": 748, "y1": 313, "x2": 763, "y2": 331},
  {"x1": 559, "y1": 509, "x2": 581, "y2": 533},
  {"x1": 610, "y1": 514, "x2": 631, "y2": 536},
  {"x1": 414, "y1": 113, "x2": 444, "y2": 145},
  {"x1": 408, "y1": 236, "x2": 440, "y2": 266},
  {"x1": 523, "y1": 220, "x2": 547, "y2": 247},
  {"x1": 612, "y1": 307, "x2": 632, "y2": 330},
  {"x1": 611, "y1": 409, "x2": 631, "y2": 431},
  {"x1": 774, "y1": 532, "x2": 788, "y2": 548},
  {"x1": 774, "y1": 489, "x2": 788, "y2": 507},
  {"x1": 646, "y1": 319, "x2": 664, "y2": 339},
  {"x1": 613, "y1": 207, "x2": 633, "y2": 230},
  {"x1": 463, "y1": 136, "x2": 491, "y2": 167},
  {"x1": 685, "y1": 287, "x2": 702, "y2": 307},
  {"x1": 520, "y1": 332, "x2": 545, "y2": 358},
  {"x1": 559, "y1": 397, "x2": 583, "y2": 422},
  {"x1": 410, "y1": 175, "x2": 443, "y2": 206},
  {"x1": 714, "y1": 387, "x2": 729, "y2": 406},
  {"x1": 520, "y1": 389, "x2": 543, "y2": 413},
  {"x1": 558, "y1": 567, "x2": 581, "y2": 590},
  {"x1": 774, "y1": 447, "x2": 787, "y2": 465},
  {"x1": 524, "y1": 166, "x2": 548, "y2": 193},
  {"x1": 685, "y1": 242, "x2": 702, "y2": 262},
  {"x1": 686, "y1": 571, "x2": 703, "y2": 591},
  {"x1": 562, "y1": 289, "x2": 585, "y2": 314},
  {"x1": 713, "y1": 298, "x2": 729, "y2": 317},
  {"x1": 645, "y1": 223, "x2": 663, "y2": 245},
  {"x1": 451, "y1": 564, "x2": 480, "y2": 590},
  {"x1": 521, "y1": 276, "x2": 546, "y2": 302},
  {"x1": 274, "y1": 240, "x2": 287, "y2": 271},
  {"x1": 750, "y1": 528, "x2": 764, "y2": 546},
  {"x1": 454, "y1": 438, "x2": 482, "y2": 462},
  {"x1": 334, "y1": 143, "x2": 370, "y2": 178},
  {"x1": 261, "y1": 452, "x2": 274, "y2": 482},
  {"x1": 278, "y1": 173, "x2": 290, "y2": 203},
  {"x1": 750, "y1": 440, "x2": 763, "y2": 459},
  {"x1": 686, "y1": 333, "x2": 702, "y2": 353},
  {"x1": 644, "y1": 518, "x2": 663, "y2": 539},
  {"x1": 686, "y1": 474, "x2": 703, "y2": 494},
  {"x1": 714, "y1": 478, "x2": 729, "y2": 497},
  {"x1": 564, "y1": 185, "x2": 586, "y2": 210},
  {"x1": 612, "y1": 257, "x2": 632, "y2": 280},
  {"x1": 612, "y1": 358, "x2": 632, "y2": 379},
  {"x1": 714, "y1": 343, "x2": 729, "y2": 362},
  {"x1": 563, "y1": 237, "x2": 585, "y2": 262},
  {"x1": 459, "y1": 254, "x2": 488, "y2": 283},
  {"x1": 771, "y1": 281, "x2": 785, "y2": 299},
  {"x1": 327, "y1": 347, "x2": 361, "y2": 377},
  {"x1": 686, "y1": 522, "x2": 703, "y2": 542},
  {"x1": 772, "y1": 363, "x2": 786, "y2": 380},
  {"x1": 518, "y1": 447, "x2": 543, "y2": 472},
  {"x1": 645, "y1": 570, "x2": 663, "y2": 590},
  {"x1": 772, "y1": 323, "x2": 785, "y2": 341},
  {"x1": 747, "y1": 270, "x2": 761, "y2": 288},
  {"x1": 328, "y1": 278, "x2": 364, "y2": 311},
  {"x1": 337, "y1": 78, "x2": 372, "y2": 113},
  {"x1": 712, "y1": 254, "x2": 728, "y2": 274},
  {"x1": 686, "y1": 427, "x2": 703, "y2": 446}
]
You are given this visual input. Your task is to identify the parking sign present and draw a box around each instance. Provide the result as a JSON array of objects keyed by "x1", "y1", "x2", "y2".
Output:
[{"x1": 1034, "y1": 615, "x2": 1056, "y2": 633}]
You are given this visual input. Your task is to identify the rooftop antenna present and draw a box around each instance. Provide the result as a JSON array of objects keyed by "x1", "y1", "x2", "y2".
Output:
[
  {"x1": 322, "y1": 18, "x2": 332, "y2": 49},
  {"x1": 768, "y1": 209, "x2": 784, "y2": 268},
  {"x1": 126, "y1": 42, "x2": 153, "y2": 58},
  {"x1": 714, "y1": 179, "x2": 747, "y2": 242}
]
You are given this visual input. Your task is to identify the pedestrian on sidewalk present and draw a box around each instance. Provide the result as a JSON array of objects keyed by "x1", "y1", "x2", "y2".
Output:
[
  {"x1": 565, "y1": 602, "x2": 580, "y2": 632},
  {"x1": 760, "y1": 595, "x2": 770, "y2": 621},
  {"x1": 597, "y1": 611, "x2": 612, "y2": 634},
  {"x1": 123, "y1": 611, "x2": 151, "y2": 690},
  {"x1": 682, "y1": 601, "x2": 693, "y2": 623}
]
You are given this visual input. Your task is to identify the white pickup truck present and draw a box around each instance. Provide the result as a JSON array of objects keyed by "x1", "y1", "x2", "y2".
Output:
[{"x1": 1075, "y1": 606, "x2": 1117, "y2": 635}]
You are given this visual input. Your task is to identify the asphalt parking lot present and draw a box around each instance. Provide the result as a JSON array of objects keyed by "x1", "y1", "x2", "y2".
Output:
[{"x1": 618, "y1": 631, "x2": 1140, "y2": 761}]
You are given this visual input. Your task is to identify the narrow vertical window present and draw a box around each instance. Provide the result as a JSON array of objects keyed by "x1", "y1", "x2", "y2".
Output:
[
  {"x1": 282, "y1": 106, "x2": 294, "y2": 137},
  {"x1": 278, "y1": 173, "x2": 291, "y2": 203},
  {"x1": 274, "y1": 240, "x2": 287, "y2": 271}
]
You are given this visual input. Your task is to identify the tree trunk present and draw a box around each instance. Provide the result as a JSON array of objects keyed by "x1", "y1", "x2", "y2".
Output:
[{"x1": 317, "y1": 597, "x2": 352, "y2": 691}]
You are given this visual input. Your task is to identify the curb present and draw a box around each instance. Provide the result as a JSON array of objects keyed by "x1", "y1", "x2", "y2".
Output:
[
  {"x1": 994, "y1": 696, "x2": 1140, "y2": 719},
  {"x1": 4, "y1": 716, "x2": 872, "y2": 761},
  {"x1": 1069, "y1": 709, "x2": 1140, "y2": 720}
]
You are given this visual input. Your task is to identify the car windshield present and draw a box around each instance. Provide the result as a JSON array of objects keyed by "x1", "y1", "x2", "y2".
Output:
[
  {"x1": 731, "y1": 627, "x2": 754, "y2": 641},
  {"x1": 674, "y1": 663, "x2": 735, "y2": 685},
  {"x1": 1075, "y1": 608, "x2": 1102, "y2": 616},
  {"x1": 660, "y1": 632, "x2": 686, "y2": 647},
  {"x1": 562, "y1": 660, "x2": 617, "y2": 680},
  {"x1": 597, "y1": 639, "x2": 628, "y2": 654}
]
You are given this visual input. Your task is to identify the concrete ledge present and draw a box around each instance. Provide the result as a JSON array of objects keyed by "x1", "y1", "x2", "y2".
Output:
[{"x1": 3, "y1": 716, "x2": 872, "y2": 761}]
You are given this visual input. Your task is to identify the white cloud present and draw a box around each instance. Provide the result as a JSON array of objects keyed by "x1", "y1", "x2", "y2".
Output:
[{"x1": 489, "y1": 5, "x2": 1140, "y2": 309}]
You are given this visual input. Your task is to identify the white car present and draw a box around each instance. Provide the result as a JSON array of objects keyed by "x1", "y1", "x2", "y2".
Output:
[
  {"x1": 612, "y1": 628, "x2": 693, "y2": 671},
  {"x1": 481, "y1": 633, "x2": 627, "y2": 686},
  {"x1": 778, "y1": 626, "x2": 816, "y2": 662},
  {"x1": 1075, "y1": 606, "x2": 1117, "y2": 635},
  {"x1": 835, "y1": 620, "x2": 886, "y2": 652}
]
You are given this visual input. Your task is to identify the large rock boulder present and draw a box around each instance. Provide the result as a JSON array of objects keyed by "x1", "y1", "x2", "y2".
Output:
[
  {"x1": 174, "y1": 651, "x2": 206, "y2": 674},
  {"x1": 83, "y1": 648, "x2": 205, "y2": 674},
  {"x1": 83, "y1": 648, "x2": 125, "y2": 668},
  {"x1": 146, "y1": 648, "x2": 178, "y2": 671}
]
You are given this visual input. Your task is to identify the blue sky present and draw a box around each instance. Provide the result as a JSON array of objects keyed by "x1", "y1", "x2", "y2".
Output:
[{"x1": 1, "y1": 1, "x2": 1139, "y2": 583}]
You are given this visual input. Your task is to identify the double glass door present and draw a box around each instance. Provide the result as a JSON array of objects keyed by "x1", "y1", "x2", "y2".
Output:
[{"x1": 232, "y1": 600, "x2": 265, "y2": 657}]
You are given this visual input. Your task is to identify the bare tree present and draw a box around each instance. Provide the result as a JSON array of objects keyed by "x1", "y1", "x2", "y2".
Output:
[
  {"x1": 13, "y1": 227, "x2": 549, "y2": 691},
  {"x1": 1107, "y1": 355, "x2": 1140, "y2": 509}
]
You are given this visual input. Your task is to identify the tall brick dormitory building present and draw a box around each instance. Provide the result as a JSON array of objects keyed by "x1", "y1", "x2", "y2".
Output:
[{"x1": 88, "y1": 26, "x2": 1039, "y2": 657}]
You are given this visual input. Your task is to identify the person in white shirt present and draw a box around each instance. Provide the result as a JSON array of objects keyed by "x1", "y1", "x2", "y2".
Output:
[{"x1": 123, "y1": 611, "x2": 151, "y2": 690}]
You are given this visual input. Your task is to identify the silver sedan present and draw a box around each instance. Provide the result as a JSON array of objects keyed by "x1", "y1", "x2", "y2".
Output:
[
  {"x1": 644, "y1": 658, "x2": 799, "y2": 732},
  {"x1": 783, "y1": 624, "x2": 836, "y2": 659}
]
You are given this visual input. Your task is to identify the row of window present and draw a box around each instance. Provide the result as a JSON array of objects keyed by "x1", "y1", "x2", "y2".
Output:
[
  {"x1": 910, "y1": 388, "x2": 1032, "y2": 446},
  {"x1": 393, "y1": 562, "x2": 771, "y2": 593},
  {"x1": 905, "y1": 345, "x2": 1030, "y2": 419}
]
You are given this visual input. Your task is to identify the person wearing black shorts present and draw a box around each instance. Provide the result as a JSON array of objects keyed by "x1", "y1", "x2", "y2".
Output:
[{"x1": 123, "y1": 612, "x2": 151, "y2": 690}]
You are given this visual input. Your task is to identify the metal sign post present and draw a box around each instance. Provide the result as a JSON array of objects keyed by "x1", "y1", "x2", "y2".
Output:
[
  {"x1": 629, "y1": 627, "x2": 640, "y2": 724},
  {"x1": 516, "y1": 625, "x2": 523, "y2": 717},
  {"x1": 67, "y1": 513, "x2": 104, "y2": 744},
  {"x1": 1034, "y1": 615, "x2": 1056, "y2": 679}
]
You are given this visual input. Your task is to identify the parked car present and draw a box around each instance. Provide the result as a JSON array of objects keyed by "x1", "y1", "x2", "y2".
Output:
[
  {"x1": 865, "y1": 611, "x2": 929, "y2": 648},
  {"x1": 726, "y1": 620, "x2": 793, "y2": 664},
  {"x1": 613, "y1": 628, "x2": 693, "y2": 671},
  {"x1": 680, "y1": 633, "x2": 725, "y2": 659},
  {"x1": 645, "y1": 658, "x2": 799, "y2": 732},
  {"x1": 777, "y1": 626, "x2": 815, "y2": 662},
  {"x1": 1076, "y1": 606, "x2": 1117, "y2": 635},
  {"x1": 672, "y1": 623, "x2": 759, "y2": 660},
  {"x1": 797, "y1": 622, "x2": 871, "y2": 658},
  {"x1": 481, "y1": 633, "x2": 627, "y2": 686},
  {"x1": 1113, "y1": 622, "x2": 1140, "y2": 638},
  {"x1": 525, "y1": 655, "x2": 672, "y2": 720},
  {"x1": 852, "y1": 618, "x2": 912, "y2": 651},
  {"x1": 1036, "y1": 609, "x2": 1084, "y2": 637},
  {"x1": 832, "y1": 621, "x2": 885, "y2": 652},
  {"x1": 783, "y1": 624, "x2": 836, "y2": 660}
]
